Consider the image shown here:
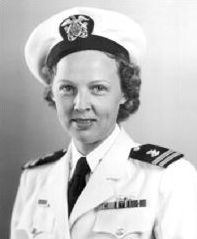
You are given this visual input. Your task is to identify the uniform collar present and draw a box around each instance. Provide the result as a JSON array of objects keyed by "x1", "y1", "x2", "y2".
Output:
[{"x1": 70, "y1": 124, "x2": 120, "y2": 176}]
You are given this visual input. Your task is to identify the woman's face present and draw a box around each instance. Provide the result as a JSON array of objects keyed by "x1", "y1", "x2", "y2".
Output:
[{"x1": 52, "y1": 50, "x2": 124, "y2": 149}]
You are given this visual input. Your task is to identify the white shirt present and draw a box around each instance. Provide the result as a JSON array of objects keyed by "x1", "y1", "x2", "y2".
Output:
[{"x1": 69, "y1": 124, "x2": 120, "y2": 179}]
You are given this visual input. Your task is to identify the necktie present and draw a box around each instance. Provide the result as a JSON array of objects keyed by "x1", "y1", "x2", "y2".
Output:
[{"x1": 68, "y1": 157, "x2": 90, "y2": 216}]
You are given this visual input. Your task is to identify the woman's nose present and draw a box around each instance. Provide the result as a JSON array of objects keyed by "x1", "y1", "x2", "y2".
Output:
[{"x1": 73, "y1": 92, "x2": 91, "y2": 111}]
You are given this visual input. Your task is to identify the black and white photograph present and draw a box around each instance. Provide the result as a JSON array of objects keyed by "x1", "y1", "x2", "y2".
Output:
[{"x1": 1, "y1": 0, "x2": 197, "y2": 238}]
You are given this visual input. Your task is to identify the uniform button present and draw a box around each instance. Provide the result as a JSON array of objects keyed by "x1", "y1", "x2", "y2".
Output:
[{"x1": 116, "y1": 228, "x2": 125, "y2": 237}]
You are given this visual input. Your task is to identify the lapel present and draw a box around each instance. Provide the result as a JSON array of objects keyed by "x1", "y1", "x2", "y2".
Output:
[
  {"x1": 69, "y1": 129, "x2": 137, "y2": 227},
  {"x1": 38, "y1": 146, "x2": 71, "y2": 239}
]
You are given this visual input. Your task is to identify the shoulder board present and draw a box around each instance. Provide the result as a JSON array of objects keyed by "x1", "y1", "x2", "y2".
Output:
[
  {"x1": 129, "y1": 144, "x2": 184, "y2": 168},
  {"x1": 22, "y1": 149, "x2": 67, "y2": 170}
]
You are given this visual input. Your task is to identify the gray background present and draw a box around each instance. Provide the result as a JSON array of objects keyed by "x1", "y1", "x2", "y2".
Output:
[{"x1": 1, "y1": 0, "x2": 197, "y2": 238}]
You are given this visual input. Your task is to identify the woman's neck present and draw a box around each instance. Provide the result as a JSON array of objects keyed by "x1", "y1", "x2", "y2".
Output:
[
  {"x1": 72, "y1": 124, "x2": 118, "y2": 155},
  {"x1": 73, "y1": 140, "x2": 102, "y2": 156}
]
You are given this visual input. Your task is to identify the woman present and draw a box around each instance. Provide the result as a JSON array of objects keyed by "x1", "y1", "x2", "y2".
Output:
[{"x1": 11, "y1": 7, "x2": 197, "y2": 239}]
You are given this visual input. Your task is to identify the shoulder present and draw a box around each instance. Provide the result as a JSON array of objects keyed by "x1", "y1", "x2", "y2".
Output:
[
  {"x1": 22, "y1": 149, "x2": 67, "y2": 170},
  {"x1": 129, "y1": 143, "x2": 184, "y2": 168}
]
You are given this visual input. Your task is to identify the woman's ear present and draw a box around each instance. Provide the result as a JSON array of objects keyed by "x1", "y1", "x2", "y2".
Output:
[{"x1": 44, "y1": 84, "x2": 56, "y2": 107}]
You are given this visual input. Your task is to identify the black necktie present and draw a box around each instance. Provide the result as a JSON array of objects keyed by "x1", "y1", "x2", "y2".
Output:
[{"x1": 68, "y1": 157, "x2": 90, "y2": 216}]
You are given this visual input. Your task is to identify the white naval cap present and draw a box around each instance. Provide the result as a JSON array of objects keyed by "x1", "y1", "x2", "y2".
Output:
[{"x1": 25, "y1": 7, "x2": 146, "y2": 85}]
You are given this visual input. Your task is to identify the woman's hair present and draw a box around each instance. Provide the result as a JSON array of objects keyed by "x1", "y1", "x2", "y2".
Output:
[{"x1": 42, "y1": 52, "x2": 141, "y2": 122}]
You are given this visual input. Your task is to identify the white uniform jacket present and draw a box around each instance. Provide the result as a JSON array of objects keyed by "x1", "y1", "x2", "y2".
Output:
[{"x1": 10, "y1": 129, "x2": 197, "y2": 239}]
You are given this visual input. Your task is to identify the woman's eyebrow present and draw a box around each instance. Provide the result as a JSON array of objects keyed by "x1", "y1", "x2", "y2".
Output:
[
  {"x1": 55, "y1": 79, "x2": 74, "y2": 84},
  {"x1": 88, "y1": 80, "x2": 110, "y2": 84}
]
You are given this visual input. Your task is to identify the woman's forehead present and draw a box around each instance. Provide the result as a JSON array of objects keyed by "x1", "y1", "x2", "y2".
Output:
[{"x1": 55, "y1": 50, "x2": 119, "y2": 79}]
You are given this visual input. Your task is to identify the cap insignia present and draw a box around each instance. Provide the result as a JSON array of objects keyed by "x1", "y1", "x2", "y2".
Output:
[{"x1": 60, "y1": 15, "x2": 94, "y2": 42}]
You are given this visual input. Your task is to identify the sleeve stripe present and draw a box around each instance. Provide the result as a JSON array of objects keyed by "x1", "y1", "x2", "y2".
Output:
[
  {"x1": 151, "y1": 149, "x2": 174, "y2": 165},
  {"x1": 163, "y1": 154, "x2": 184, "y2": 168},
  {"x1": 159, "y1": 152, "x2": 183, "y2": 167}
]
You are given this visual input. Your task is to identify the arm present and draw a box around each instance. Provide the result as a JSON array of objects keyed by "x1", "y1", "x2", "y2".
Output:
[
  {"x1": 154, "y1": 159, "x2": 197, "y2": 239},
  {"x1": 10, "y1": 172, "x2": 29, "y2": 239}
]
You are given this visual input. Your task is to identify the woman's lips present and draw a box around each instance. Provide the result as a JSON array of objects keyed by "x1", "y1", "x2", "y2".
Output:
[
  {"x1": 72, "y1": 118, "x2": 96, "y2": 122},
  {"x1": 71, "y1": 118, "x2": 96, "y2": 129}
]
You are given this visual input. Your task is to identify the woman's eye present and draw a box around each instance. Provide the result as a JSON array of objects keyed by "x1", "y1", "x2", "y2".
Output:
[
  {"x1": 91, "y1": 85, "x2": 108, "y2": 95},
  {"x1": 59, "y1": 85, "x2": 75, "y2": 95}
]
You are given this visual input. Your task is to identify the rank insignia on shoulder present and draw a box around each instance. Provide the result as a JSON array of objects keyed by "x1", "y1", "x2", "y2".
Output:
[
  {"x1": 22, "y1": 149, "x2": 67, "y2": 170},
  {"x1": 98, "y1": 198, "x2": 147, "y2": 210},
  {"x1": 130, "y1": 144, "x2": 184, "y2": 168}
]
